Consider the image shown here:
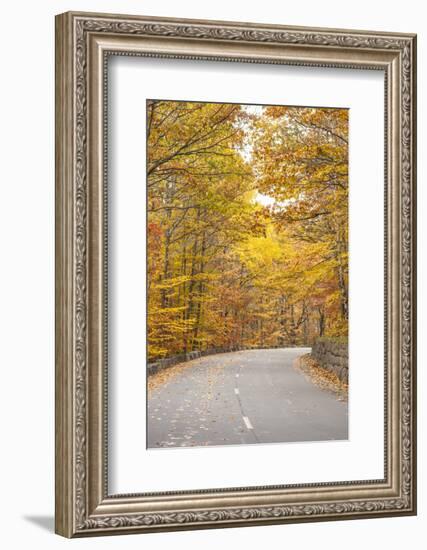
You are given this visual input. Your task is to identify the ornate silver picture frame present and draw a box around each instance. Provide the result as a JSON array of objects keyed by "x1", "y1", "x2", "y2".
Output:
[{"x1": 55, "y1": 11, "x2": 416, "y2": 537}]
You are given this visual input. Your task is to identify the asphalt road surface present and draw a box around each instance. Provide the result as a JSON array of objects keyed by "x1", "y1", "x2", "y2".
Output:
[{"x1": 147, "y1": 348, "x2": 348, "y2": 448}]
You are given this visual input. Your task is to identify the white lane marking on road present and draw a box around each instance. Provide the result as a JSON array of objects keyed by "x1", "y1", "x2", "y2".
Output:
[
  {"x1": 243, "y1": 416, "x2": 253, "y2": 430},
  {"x1": 234, "y1": 388, "x2": 240, "y2": 395}
]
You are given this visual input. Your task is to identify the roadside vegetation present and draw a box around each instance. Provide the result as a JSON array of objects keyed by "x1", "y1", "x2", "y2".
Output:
[{"x1": 147, "y1": 101, "x2": 349, "y2": 360}]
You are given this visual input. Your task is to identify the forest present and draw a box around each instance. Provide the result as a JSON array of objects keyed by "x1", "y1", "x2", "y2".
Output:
[{"x1": 147, "y1": 99, "x2": 348, "y2": 361}]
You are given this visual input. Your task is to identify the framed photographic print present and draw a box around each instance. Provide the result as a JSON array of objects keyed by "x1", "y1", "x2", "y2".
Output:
[{"x1": 55, "y1": 11, "x2": 417, "y2": 537}]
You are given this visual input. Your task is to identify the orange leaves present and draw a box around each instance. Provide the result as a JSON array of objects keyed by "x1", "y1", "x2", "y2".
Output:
[{"x1": 147, "y1": 100, "x2": 349, "y2": 360}]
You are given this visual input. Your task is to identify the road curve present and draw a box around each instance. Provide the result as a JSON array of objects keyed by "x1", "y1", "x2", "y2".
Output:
[{"x1": 147, "y1": 348, "x2": 348, "y2": 449}]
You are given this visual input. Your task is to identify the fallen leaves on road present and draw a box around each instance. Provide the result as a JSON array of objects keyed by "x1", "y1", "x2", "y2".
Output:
[
  {"x1": 147, "y1": 358, "x2": 202, "y2": 393},
  {"x1": 295, "y1": 354, "x2": 348, "y2": 401},
  {"x1": 147, "y1": 358, "x2": 226, "y2": 397}
]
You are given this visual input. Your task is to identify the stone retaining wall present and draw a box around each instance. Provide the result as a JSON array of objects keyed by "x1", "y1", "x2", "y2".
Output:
[
  {"x1": 148, "y1": 344, "x2": 321, "y2": 377},
  {"x1": 310, "y1": 338, "x2": 348, "y2": 384}
]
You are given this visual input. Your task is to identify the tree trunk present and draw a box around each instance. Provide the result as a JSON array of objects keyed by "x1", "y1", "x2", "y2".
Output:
[
  {"x1": 193, "y1": 228, "x2": 206, "y2": 348},
  {"x1": 186, "y1": 208, "x2": 201, "y2": 350},
  {"x1": 317, "y1": 306, "x2": 325, "y2": 337},
  {"x1": 334, "y1": 224, "x2": 348, "y2": 320}
]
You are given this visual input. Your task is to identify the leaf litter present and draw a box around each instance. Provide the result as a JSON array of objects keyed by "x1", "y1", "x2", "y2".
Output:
[{"x1": 295, "y1": 354, "x2": 348, "y2": 401}]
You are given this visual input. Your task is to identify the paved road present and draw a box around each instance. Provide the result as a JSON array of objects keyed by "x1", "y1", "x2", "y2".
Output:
[{"x1": 147, "y1": 348, "x2": 348, "y2": 448}]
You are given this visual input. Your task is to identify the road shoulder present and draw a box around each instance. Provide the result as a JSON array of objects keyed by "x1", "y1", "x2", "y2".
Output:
[{"x1": 295, "y1": 354, "x2": 348, "y2": 402}]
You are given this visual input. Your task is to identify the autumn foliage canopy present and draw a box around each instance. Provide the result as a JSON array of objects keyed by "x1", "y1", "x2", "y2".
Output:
[{"x1": 147, "y1": 100, "x2": 348, "y2": 360}]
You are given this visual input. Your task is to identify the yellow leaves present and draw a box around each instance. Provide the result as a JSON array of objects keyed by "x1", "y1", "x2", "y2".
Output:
[
  {"x1": 152, "y1": 272, "x2": 218, "y2": 292},
  {"x1": 236, "y1": 232, "x2": 281, "y2": 267},
  {"x1": 147, "y1": 100, "x2": 348, "y2": 359},
  {"x1": 152, "y1": 275, "x2": 192, "y2": 290},
  {"x1": 251, "y1": 106, "x2": 348, "y2": 212},
  {"x1": 148, "y1": 305, "x2": 187, "y2": 316},
  {"x1": 147, "y1": 344, "x2": 168, "y2": 359}
]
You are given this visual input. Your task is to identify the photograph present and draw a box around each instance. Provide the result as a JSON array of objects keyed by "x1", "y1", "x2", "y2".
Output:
[
  {"x1": 146, "y1": 99, "x2": 349, "y2": 449},
  {"x1": 53, "y1": 8, "x2": 416, "y2": 538}
]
